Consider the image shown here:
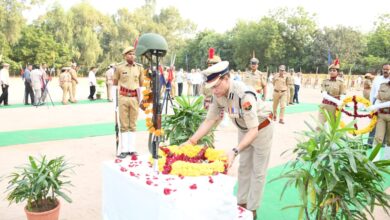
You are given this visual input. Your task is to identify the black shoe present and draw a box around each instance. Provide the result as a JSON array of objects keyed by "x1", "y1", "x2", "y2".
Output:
[
  {"x1": 129, "y1": 152, "x2": 138, "y2": 156},
  {"x1": 117, "y1": 152, "x2": 130, "y2": 159}
]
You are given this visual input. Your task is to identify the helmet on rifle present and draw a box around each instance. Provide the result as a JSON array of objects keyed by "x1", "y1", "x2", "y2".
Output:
[{"x1": 135, "y1": 33, "x2": 168, "y2": 58}]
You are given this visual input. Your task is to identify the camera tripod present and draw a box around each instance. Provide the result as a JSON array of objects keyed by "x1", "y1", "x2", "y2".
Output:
[
  {"x1": 161, "y1": 82, "x2": 174, "y2": 114},
  {"x1": 35, "y1": 80, "x2": 55, "y2": 107}
]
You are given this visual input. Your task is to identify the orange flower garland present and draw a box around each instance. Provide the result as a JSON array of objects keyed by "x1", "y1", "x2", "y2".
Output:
[{"x1": 142, "y1": 69, "x2": 164, "y2": 137}]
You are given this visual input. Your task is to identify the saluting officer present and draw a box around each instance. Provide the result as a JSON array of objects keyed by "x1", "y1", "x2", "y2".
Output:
[
  {"x1": 319, "y1": 59, "x2": 346, "y2": 124},
  {"x1": 272, "y1": 65, "x2": 288, "y2": 124},
  {"x1": 113, "y1": 46, "x2": 144, "y2": 158},
  {"x1": 183, "y1": 61, "x2": 273, "y2": 220},
  {"x1": 243, "y1": 57, "x2": 267, "y2": 101}
]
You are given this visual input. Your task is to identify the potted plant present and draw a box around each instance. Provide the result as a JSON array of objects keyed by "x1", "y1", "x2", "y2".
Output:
[
  {"x1": 273, "y1": 110, "x2": 390, "y2": 219},
  {"x1": 96, "y1": 79, "x2": 105, "y2": 99},
  {"x1": 6, "y1": 155, "x2": 74, "y2": 220},
  {"x1": 162, "y1": 96, "x2": 215, "y2": 147}
]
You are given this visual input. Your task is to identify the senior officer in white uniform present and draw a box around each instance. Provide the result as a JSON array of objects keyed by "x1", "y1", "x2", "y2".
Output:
[{"x1": 182, "y1": 61, "x2": 273, "y2": 220}]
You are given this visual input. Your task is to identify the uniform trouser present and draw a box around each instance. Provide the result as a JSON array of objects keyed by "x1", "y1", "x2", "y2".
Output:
[
  {"x1": 33, "y1": 88, "x2": 41, "y2": 105},
  {"x1": 272, "y1": 91, "x2": 287, "y2": 119},
  {"x1": 71, "y1": 80, "x2": 77, "y2": 100},
  {"x1": 237, "y1": 122, "x2": 273, "y2": 211},
  {"x1": 374, "y1": 113, "x2": 390, "y2": 146},
  {"x1": 289, "y1": 85, "x2": 294, "y2": 103},
  {"x1": 171, "y1": 83, "x2": 176, "y2": 97},
  {"x1": 106, "y1": 83, "x2": 113, "y2": 101},
  {"x1": 187, "y1": 82, "x2": 192, "y2": 96},
  {"x1": 24, "y1": 82, "x2": 34, "y2": 104},
  {"x1": 61, "y1": 84, "x2": 70, "y2": 104},
  {"x1": 119, "y1": 96, "x2": 139, "y2": 132},
  {"x1": 0, "y1": 84, "x2": 9, "y2": 105},
  {"x1": 318, "y1": 103, "x2": 336, "y2": 125},
  {"x1": 293, "y1": 84, "x2": 300, "y2": 103},
  {"x1": 178, "y1": 83, "x2": 183, "y2": 96}
]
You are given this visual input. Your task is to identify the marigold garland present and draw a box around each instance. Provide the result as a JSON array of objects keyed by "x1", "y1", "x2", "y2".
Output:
[
  {"x1": 142, "y1": 69, "x2": 163, "y2": 137},
  {"x1": 335, "y1": 96, "x2": 377, "y2": 135},
  {"x1": 149, "y1": 145, "x2": 228, "y2": 176}
]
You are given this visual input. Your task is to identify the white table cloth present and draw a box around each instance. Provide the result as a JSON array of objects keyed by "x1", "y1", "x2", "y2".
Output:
[{"x1": 102, "y1": 156, "x2": 252, "y2": 220}]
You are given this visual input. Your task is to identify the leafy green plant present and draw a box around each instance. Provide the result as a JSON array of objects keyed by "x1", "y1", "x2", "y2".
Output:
[
  {"x1": 162, "y1": 96, "x2": 215, "y2": 147},
  {"x1": 273, "y1": 110, "x2": 390, "y2": 220},
  {"x1": 6, "y1": 156, "x2": 75, "y2": 212},
  {"x1": 96, "y1": 78, "x2": 105, "y2": 98}
]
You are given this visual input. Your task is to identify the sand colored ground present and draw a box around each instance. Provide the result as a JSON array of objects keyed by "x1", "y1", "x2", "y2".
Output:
[{"x1": 0, "y1": 77, "x2": 388, "y2": 220}]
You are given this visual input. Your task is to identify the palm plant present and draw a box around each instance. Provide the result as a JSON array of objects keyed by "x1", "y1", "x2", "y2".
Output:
[
  {"x1": 162, "y1": 96, "x2": 215, "y2": 147},
  {"x1": 6, "y1": 155, "x2": 74, "y2": 212},
  {"x1": 273, "y1": 110, "x2": 390, "y2": 220}
]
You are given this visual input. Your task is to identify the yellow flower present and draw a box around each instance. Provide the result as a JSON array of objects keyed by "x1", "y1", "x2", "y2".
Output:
[
  {"x1": 149, "y1": 145, "x2": 227, "y2": 176},
  {"x1": 336, "y1": 96, "x2": 377, "y2": 135}
]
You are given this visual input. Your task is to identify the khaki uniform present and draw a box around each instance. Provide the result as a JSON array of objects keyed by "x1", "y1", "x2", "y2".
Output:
[
  {"x1": 363, "y1": 78, "x2": 373, "y2": 101},
  {"x1": 272, "y1": 74, "x2": 288, "y2": 120},
  {"x1": 105, "y1": 67, "x2": 114, "y2": 101},
  {"x1": 318, "y1": 78, "x2": 346, "y2": 124},
  {"x1": 201, "y1": 86, "x2": 213, "y2": 109},
  {"x1": 114, "y1": 63, "x2": 144, "y2": 132},
  {"x1": 59, "y1": 71, "x2": 73, "y2": 104},
  {"x1": 374, "y1": 82, "x2": 390, "y2": 146},
  {"x1": 206, "y1": 80, "x2": 273, "y2": 211},
  {"x1": 286, "y1": 73, "x2": 294, "y2": 104},
  {"x1": 243, "y1": 70, "x2": 267, "y2": 98},
  {"x1": 69, "y1": 68, "x2": 78, "y2": 100}
]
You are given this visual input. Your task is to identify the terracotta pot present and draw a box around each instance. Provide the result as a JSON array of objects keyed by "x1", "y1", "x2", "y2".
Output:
[{"x1": 24, "y1": 200, "x2": 61, "y2": 220}]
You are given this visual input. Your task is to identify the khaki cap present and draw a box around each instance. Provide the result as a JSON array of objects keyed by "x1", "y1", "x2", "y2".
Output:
[{"x1": 122, "y1": 46, "x2": 135, "y2": 55}]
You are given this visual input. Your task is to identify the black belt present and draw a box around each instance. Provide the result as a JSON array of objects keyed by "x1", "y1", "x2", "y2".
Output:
[{"x1": 274, "y1": 89, "x2": 286, "y2": 93}]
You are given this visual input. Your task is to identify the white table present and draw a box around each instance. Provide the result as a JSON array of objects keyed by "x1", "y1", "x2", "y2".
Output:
[{"x1": 102, "y1": 156, "x2": 252, "y2": 220}]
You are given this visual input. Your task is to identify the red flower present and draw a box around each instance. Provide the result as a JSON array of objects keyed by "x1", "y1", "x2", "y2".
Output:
[
  {"x1": 242, "y1": 101, "x2": 252, "y2": 110},
  {"x1": 131, "y1": 154, "x2": 138, "y2": 161},
  {"x1": 163, "y1": 188, "x2": 172, "y2": 195},
  {"x1": 120, "y1": 167, "x2": 127, "y2": 172},
  {"x1": 130, "y1": 172, "x2": 136, "y2": 176},
  {"x1": 115, "y1": 159, "x2": 122, "y2": 163},
  {"x1": 146, "y1": 180, "x2": 153, "y2": 185},
  {"x1": 189, "y1": 184, "x2": 197, "y2": 190},
  {"x1": 208, "y1": 176, "x2": 214, "y2": 184},
  {"x1": 238, "y1": 206, "x2": 245, "y2": 214}
]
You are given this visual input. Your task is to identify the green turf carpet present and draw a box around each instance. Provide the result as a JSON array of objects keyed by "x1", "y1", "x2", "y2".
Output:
[
  {"x1": 0, "y1": 120, "x2": 146, "y2": 147},
  {"x1": 234, "y1": 163, "x2": 390, "y2": 219},
  {"x1": 0, "y1": 99, "x2": 110, "y2": 109}
]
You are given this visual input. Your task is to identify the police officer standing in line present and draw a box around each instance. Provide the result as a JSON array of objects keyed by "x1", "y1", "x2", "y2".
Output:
[
  {"x1": 69, "y1": 63, "x2": 78, "y2": 102},
  {"x1": 318, "y1": 59, "x2": 346, "y2": 124},
  {"x1": 370, "y1": 71, "x2": 390, "y2": 160},
  {"x1": 113, "y1": 46, "x2": 144, "y2": 159},
  {"x1": 182, "y1": 61, "x2": 273, "y2": 220},
  {"x1": 287, "y1": 69, "x2": 295, "y2": 105},
  {"x1": 105, "y1": 64, "x2": 115, "y2": 102},
  {"x1": 58, "y1": 66, "x2": 73, "y2": 105},
  {"x1": 272, "y1": 65, "x2": 288, "y2": 124},
  {"x1": 363, "y1": 73, "x2": 374, "y2": 101},
  {"x1": 243, "y1": 57, "x2": 267, "y2": 101}
]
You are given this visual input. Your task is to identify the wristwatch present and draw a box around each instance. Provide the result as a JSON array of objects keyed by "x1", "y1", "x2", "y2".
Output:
[{"x1": 232, "y1": 147, "x2": 239, "y2": 156}]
